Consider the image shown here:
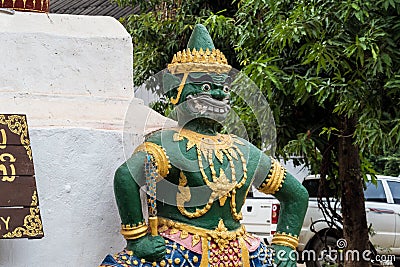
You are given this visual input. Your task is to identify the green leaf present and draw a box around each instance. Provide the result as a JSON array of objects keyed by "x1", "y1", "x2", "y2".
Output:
[{"x1": 351, "y1": 3, "x2": 361, "y2": 10}]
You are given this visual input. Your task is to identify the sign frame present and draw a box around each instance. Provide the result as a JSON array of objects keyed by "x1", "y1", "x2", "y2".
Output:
[{"x1": 0, "y1": 114, "x2": 44, "y2": 239}]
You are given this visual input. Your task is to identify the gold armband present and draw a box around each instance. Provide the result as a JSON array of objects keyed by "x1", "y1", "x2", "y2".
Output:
[
  {"x1": 120, "y1": 222, "x2": 148, "y2": 240},
  {"x1": 271, "y1": 232, "x2": 299, "y2": 250},
  {"x1": 257, "y1": 158, "x2": 286, "y2": 195},
  {"x1": 134, "y1": 142, "x2": 171, "y2": 178}
]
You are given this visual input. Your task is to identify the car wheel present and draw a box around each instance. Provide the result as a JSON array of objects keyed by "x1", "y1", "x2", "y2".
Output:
[{"x1": 305, "y1": 235, "x2": 339, "y2": 267}]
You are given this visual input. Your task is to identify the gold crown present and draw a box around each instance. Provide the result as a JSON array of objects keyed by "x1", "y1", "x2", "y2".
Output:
[{"x1": 168, "y1": 48, "x2": 231, "y2": 74}]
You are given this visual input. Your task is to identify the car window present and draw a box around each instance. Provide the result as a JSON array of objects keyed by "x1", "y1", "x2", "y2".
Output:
[
  {"x1": 302, "y1": 179, "x2": 335, "y2": 198},
  {"x1": 364, "y1": 180, "x2": 387, "y2": 203},
  {"x1": 302, "y1": 179, "x2": 319, "y2": 197},
  {"x1": 387, "y1": 181, "x2": 400, "y2": 204}
]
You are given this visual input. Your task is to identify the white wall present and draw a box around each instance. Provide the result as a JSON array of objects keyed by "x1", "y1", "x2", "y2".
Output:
[{"x1": 0, "y1": 11, "x2": 168, "y2": 266}]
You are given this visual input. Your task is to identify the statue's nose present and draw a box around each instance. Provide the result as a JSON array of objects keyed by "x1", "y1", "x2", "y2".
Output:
[{"x1": 210, "y1": 89, "x2": 229, "y2": 101}]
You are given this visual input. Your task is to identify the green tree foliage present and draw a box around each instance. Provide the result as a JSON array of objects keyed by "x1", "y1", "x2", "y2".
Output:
[
  {"x1": 370, "y1": 147, "x2": 400, "y2": 176},
  {"x1": 234, "y1": 3, "x2": 400, "y2": 263},
  {"x1": 235, "y1": 0, "x2": 400, "y2": 179}
]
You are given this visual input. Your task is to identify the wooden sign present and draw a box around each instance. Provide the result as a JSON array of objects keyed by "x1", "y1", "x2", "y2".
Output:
[{"x1": 0, "y1": 114, "x2": 44, "y2": 239}]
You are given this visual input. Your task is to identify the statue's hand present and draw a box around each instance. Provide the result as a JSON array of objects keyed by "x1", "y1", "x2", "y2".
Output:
[
  {"x1": 127, "y1": 235, "x2": 166, "y2": 262},
  {"x1": 272, "y1": 244, "x2": 297, "y2": 267}
]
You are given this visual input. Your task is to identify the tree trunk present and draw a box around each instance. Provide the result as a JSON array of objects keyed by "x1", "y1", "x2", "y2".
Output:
[{"x1": 338, "y1": 115, "x2": 370, "y2": 267}]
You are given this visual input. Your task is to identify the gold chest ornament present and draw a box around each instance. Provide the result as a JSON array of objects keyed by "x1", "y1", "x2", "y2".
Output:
[{"x1": 174, "y1": 128, "x2": 247, "y2": 221}]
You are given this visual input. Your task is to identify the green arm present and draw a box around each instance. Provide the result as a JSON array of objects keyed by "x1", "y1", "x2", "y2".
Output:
[
  {"x1": 114, "y1": 151, "x2": 166, "y2": 261},
  {"x1": 114, "y1": 151, "x2": 146, "y2": 225},
  {"x1": 274, "y1": 172, "x2": 309, "y2": 235}
]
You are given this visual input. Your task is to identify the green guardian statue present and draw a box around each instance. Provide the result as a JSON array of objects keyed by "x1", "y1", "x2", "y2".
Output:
[{"x1": 100, "y1": 24, "x2": 308, "y2": 267}]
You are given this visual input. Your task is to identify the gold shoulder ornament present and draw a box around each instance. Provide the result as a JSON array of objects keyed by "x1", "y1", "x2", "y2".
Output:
[
  {"x1": 257, "y1": 158, "x2": 287, "y2": 195},
  {"x1": 134, "y1": 142, "x2": 171, "y2": 178}
]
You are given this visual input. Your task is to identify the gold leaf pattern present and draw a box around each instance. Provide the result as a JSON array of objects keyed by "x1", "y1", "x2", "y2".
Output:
[
  {"x1": 192, "y1": 234, "x2": 201, "y2": 247},
  {"x1": 201, "y1": 149, "x2": 209, "y2": 161},
  {"x1": 186, "y1": 140, "x2": 196, "y2": 151},
  {"x1": 215, "y1": 149, "x2": 224, "y2": 164},
  {"x1": 173, "y1": 133, "x2": 183, "y2": 142},
  {"x1": 2, "y1": 191, "x2": 43, "y2": 238},
  {"x1": 0, "y1": 114, "x2": 32, "y2": 160},
  {"x1": 228, "y1": 148, "x2": 238, "y2": 160},
  {"x1": 169, "y1": 228, "x2": 179, "y2": 235},
  {"x1": 158, "y1": 225, "x2": 169, "y2": 233},
  {"x1": 180, "y1": 230, "x2": 189, "y2": 239}
]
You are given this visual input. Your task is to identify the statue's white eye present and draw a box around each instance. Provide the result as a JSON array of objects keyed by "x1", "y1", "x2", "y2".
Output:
[
  {"x1": 223, "y1": 85, "x2": 230, "y2": 93},
  {"x1": 202, "y1": 83, "x2": 211, "y2": 91}
]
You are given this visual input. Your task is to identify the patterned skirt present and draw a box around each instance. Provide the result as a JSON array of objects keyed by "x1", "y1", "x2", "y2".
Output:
[{"x1": 100, "y1": 235, "x2": 274, "y2": 267}]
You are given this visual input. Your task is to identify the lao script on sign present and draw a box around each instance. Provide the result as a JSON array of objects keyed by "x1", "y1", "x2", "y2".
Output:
[{"x1": 0, "y1": 114, "x2": 44, "y2": 239}]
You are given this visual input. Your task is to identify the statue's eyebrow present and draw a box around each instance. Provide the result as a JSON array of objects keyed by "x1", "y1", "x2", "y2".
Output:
[
  {"x1": 188, "y1": 74, "x2": 213, "y2": 83},
  {"x1": 187, "y1": 74, "x2": 233, "y2": 86}
]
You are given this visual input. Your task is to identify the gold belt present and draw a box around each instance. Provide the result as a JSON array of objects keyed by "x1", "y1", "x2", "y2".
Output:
[
  {"x1": 158, "y1": 217, "x2": 251, "y2": 267},
  {"x1": 159, "y1": 217, "x2": 246, "y2": 243}
]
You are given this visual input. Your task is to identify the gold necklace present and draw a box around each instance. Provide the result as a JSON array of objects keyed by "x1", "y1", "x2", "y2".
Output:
[{"x1": 174, "y1": 129, "x2": 247, "y2": 220}]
